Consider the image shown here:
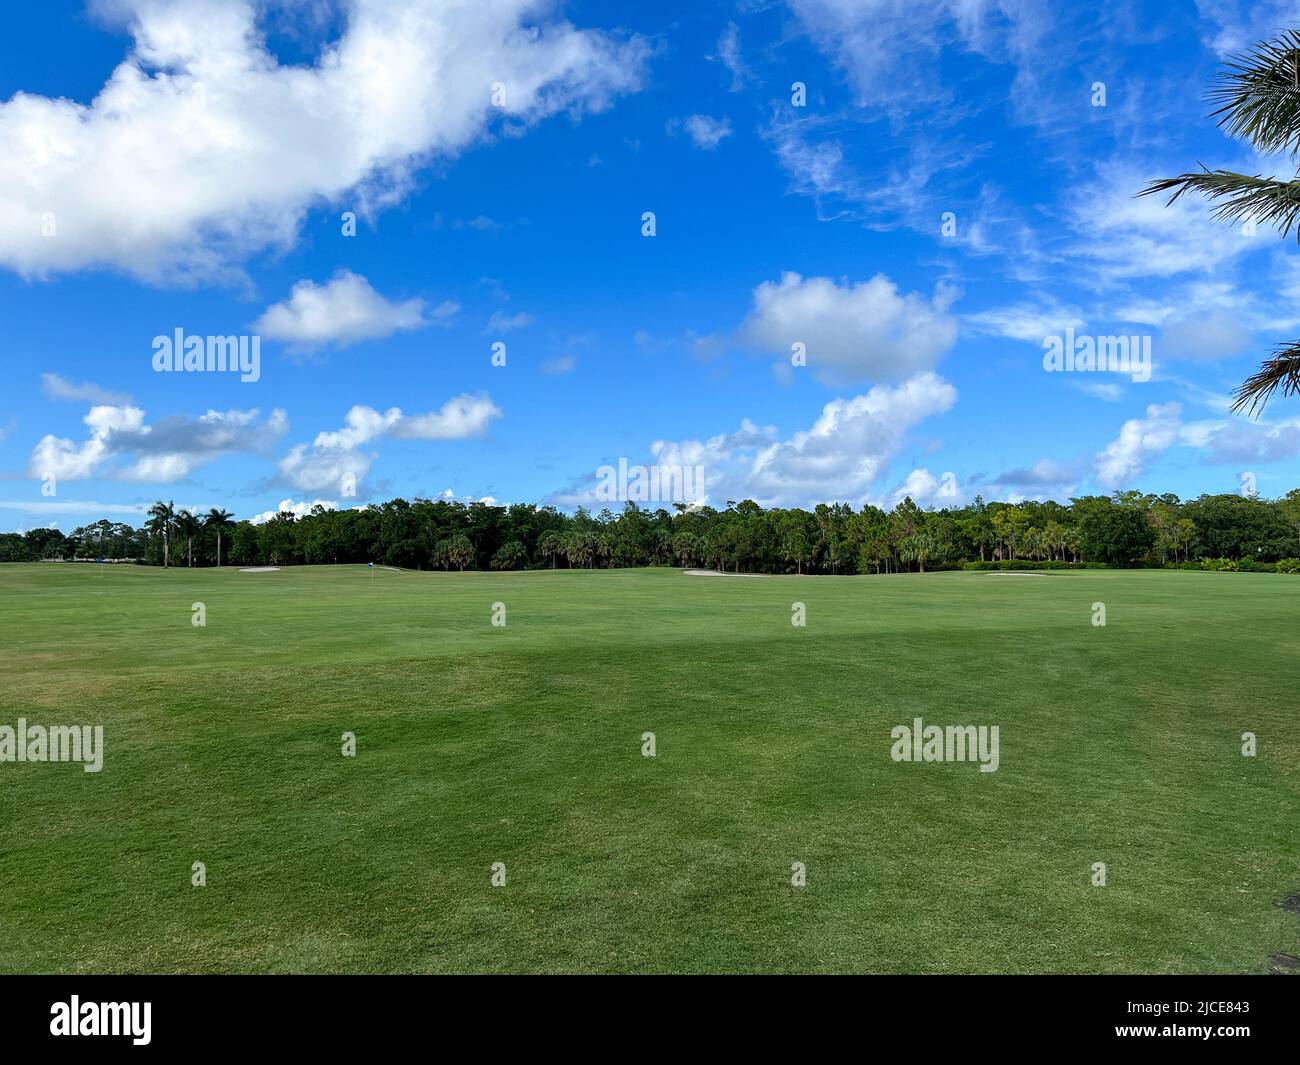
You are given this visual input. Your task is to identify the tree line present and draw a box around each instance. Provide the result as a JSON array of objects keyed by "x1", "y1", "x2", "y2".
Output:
[{"x1": 5, "y1": 489, "x2": 1300, "y2": 574}]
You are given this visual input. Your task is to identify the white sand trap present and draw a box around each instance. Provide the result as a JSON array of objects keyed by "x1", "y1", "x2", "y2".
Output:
[
  {"x1": 375, "y1": 565, "x2": 402, "y2": 572},
  {"x1": 982, "y1": 571, "x2": 1048, "y2": 577},
  {"x1": 239, "y1": 566, "x2": 280, "y2": 573},
  {"x1": 683, "y1": 569, "x2": 766, "y2": 578}
]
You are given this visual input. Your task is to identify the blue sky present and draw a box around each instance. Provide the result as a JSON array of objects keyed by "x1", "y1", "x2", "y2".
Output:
[{"x1": 3, "y1": 0, "x2": 1300, "y2": 532}]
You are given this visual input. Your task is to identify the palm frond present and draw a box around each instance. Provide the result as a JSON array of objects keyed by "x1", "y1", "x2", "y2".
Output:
[
  {"x1": 1232, "y1": 340, "x2": 1300, "y2": 415},
  {"x1": 1208, "y1": 29, "x2": 1300, "y2": 155},
  {"x1": 1140, "y1": 168, "x2": 1300, "y2": 237}
]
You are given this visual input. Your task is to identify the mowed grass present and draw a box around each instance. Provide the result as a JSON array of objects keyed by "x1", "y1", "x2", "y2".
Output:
[{"x1": 0, "y1": 563, "x2": 1297, "y2": 974}]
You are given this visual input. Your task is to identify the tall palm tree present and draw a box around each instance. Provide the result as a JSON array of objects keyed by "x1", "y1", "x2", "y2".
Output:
[
  {"x1": 205, "y1": 508, "x2": 234, "y2": 568},
  {"x1": 176, "y1": 509, "x2": 200, "y2": 567},
  {"x1": 1144, "y1": 29, "x2": 1300, "y2": 414},
  {"x1": 147, "y1": 500, "x2": 175, "y2": 568}
]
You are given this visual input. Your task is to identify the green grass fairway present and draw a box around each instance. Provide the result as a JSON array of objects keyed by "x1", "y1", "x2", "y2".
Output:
[{"x1": 1, "y1": 563, "x2": 1297, "y2": 974}]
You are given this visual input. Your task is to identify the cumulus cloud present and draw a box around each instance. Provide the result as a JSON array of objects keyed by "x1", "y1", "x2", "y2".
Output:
[
  {"x1": 29, "y1": 405, "x2": 287, "y2": 482},
  {"x1": 249, "y1": 498, "x2": 338, "y2": 524},
  {"x1": 40, "y1": 373, "x2": 132, "y2": 405},
  {"x1": 883, "y1": 468, "x2": 962, "y2": 509},
  {"x1": 746, "y1": 373, "x2": 958, "y2": 502},
  {"x1": 741, "y1": 272, "x2": 959, "y2": 384},
  {"x1": 254, "y1": 271, "x2": 440, "y2": 348},
  {"x1": 1094, "y1": 402, "x2": 1183, "y2": 488},
  {"x1": 278, "y1": 393, "x2": 501, "y2": 493},
  {"x1": 1088, "y1": 402, "x2": 1300, "y2": 488},
  {"x1": 553, "y1": 372, "x2": 957, "y2": 509},
  {"x1": 0, "y1": 0, "x2": 648, "y2": 282}
]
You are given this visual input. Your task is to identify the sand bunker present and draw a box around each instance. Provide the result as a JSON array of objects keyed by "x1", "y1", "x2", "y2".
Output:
[
  {"x1": 981, "y1": 571, "x2": 1048, "y2": 577},
  {"x1": 683, "y1": 569, "x2": 766, "y2": 578},
  {"x1": 239, "y1": 566, "x2": 280, "y2": 573}
]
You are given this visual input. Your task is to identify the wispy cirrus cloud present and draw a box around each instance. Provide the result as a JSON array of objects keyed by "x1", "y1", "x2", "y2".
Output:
[{"x1": 40, "y1": 374, "x2": 132, "y2": 406}]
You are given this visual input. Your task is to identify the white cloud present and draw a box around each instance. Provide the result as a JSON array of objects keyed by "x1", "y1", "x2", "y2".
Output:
[
  {"x1": 40, "y1": 373, "x2": 132, "y2": 405},
  {"x1": 991, "y1": 458, "x2": 1081, "y2": 489},
  {"x1": 746, "y1": 373, "x2": 957, "y2": 503},
  {"x1": 1087, "y1": 401, "x2": 1300, "y2": 487},
  {"x1": 541, "y1": 355, "x2": 577, "y2": 374},
  {"x1": 0, "y1": 500, "x2": 153, "y2": 516},
  {"x1": 763, "y1": 113, "x2": 984, "y2": 234},
  {"x1": 391, "y1": 395, "x2": 502, "y2": 440},
  {"x1": 1070, "y1": 166, "x2": 1262, "y2": 283},
  {"x1": 671, "y1": 114, "x2": 732, "y2": 149},
  {"x1": 485, "y1": 310, "x2": 533, "y2": 334},
  {"x1": 249, "y1": 498, "x2": 338, "y2": 524},
  {"x1": 714, "y1": 23, "x2": 750, "y2": 91},
  {"x1": 742, "y1": 271, "x2": 959, "y2": 384},
  {"x1": 1194, "y1": 0, "x2": 1299, "y2": 55},
  {"x1": 29, "y1": 404, "x2": 287, "y2": 482},
  {"x1": 1159, "y1": 308, "x2": 1251, "y2": 361},
  {"x1": 1197, "y1": 417, "x2": 1300, "y2": 465},
  {"x1": 553, "y1": 372, "x2": 958, "y2": 509},
  {"x1": 1072, "y1": 380, "x2": 1126, "y2": 402},
  {"x1": 279, "y1": 394, "x2": 501, "y2": 494},
  {"x1": 1094, "y1": 402, "x2": 1183, "y2": 487},
  {"x1": 0, "y1": 0, "x2": 647, "y2": 282},
  {"x1": 885, "y1": 468, "x2": 963, "y2": 508},
  {"x1": 254, "y1": 270, "x2": 435, "y2": 348},
  {"x1": 436, "y1": 488, "x2": 499, "y2": 505},
  {"x1": 966, "y1": 299, "x2": 1085, "y2": 343},
  {"x1": 789, "y1": 0, "x2": 1049, "y2": 111}
]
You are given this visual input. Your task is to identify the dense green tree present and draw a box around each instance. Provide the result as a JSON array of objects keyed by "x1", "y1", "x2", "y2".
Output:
[{"x1": 26, "y1": 484, "x2": 1300, "y2": 577}]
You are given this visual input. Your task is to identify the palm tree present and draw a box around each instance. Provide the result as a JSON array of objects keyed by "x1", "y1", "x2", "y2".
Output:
[
  {"x1": 537, "y1": 530, "x2": 560, "y2": 569},
  {"x1": 176, "y1": 509, "x2": 200, "y2": 567},
  {"x1": 900, "y1": 531, "x2": 941, "y2": 573},
  {"x1": 147, "y1": 500, "x2": 175, "y2": 568},
  {"x1": 1144, "y1": 29, "x2": 1300, "y2": 414},
  {"x1": 205, "y1": 508, "x2": 234, "y2": 568},
  {"x1": 446, "y1": 533, "x2": 474, "y2": 572}
]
